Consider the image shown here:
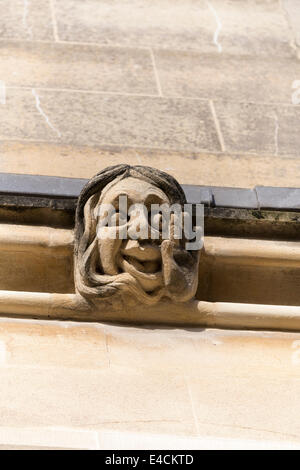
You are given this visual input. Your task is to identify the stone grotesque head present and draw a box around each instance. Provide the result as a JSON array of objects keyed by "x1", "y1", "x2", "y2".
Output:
[{"x1": 74, "y1": 165, "x2": 200, "y2": 306}]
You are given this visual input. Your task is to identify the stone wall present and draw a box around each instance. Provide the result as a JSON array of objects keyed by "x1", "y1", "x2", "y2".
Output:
[{"x1": 0, "y1": 0, "x2": 300, "y2": 187}]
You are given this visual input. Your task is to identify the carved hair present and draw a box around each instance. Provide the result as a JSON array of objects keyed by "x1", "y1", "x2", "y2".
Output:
[{"x1": 74, "y1": 164, "x2": 196, "y2": 305}]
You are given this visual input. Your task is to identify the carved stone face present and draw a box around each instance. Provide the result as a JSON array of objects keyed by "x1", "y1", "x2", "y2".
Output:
[
  {"x1": 97, "y1": 176, "x2": 169, "y2": 294},
  {"x1": 75, "y1": 164, "x2": 200, "y2": 306}
]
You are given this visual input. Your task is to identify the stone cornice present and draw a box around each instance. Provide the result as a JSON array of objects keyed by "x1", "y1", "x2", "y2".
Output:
[{"x1": 0, "y1": 168, "x2": 298, "y2": 330}]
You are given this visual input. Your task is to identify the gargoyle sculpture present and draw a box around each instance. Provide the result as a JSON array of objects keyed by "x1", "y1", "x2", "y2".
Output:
[{"x1": 74, "y1": 164, "x2": 200, "y2": 308}]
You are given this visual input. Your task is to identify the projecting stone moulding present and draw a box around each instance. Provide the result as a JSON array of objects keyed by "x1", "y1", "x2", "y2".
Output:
[{"x1": 0, "y1": 164, "x2": 300, "y2": 331}]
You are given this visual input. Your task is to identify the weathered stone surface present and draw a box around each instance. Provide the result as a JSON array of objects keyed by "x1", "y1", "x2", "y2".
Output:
[
  {"x1": 0, "y1": 224, "x2": 74, "y2": 293},
  {"x1": 54, "y1": 0, "x2": 293, "y2": 56},
  {"x1": 0, "y1": 41, "x2": 158, "y2": 94},
  {"x1": 256, "y1": 186, "x2": 300, "y2": 210},
  {"x1": 0, "y1": 0, "x2": 299, "y2": 450},
  {"x1": 0, "y1": 250, "x2": 73, "y2": 293},
  {"x1": 75, "y1": 165, "x2": 200, "y2": 306},
  {"x1": 214, "y1": 100, "x2": 300, "y2": 156},
  {"x1": 205, "y1": 207, "x2": 300, "y2": 240},
  {"x1": 182, "y1": 185, "x2": 213, "y2": 206},
  {"x1": 282, "y1": 0, "x2": 300, "y2": 47},
  {"x1": 154, "y1": 50, "x2": 300, "y2": 103},
  {"x1": 0, "y1": 319, "x2": 299, "y2": 447},
  {"x1": 0, "y1": 218, "x2": 299, "y2": 307},
  {"x1": 0, "y1": 0, "x2": 54, "y2": 41},
  {"x1": 0, "y1": 172, "x2": 86, "y2": 197},
  {"x1": 0, "y1": 89, "x2": 220, "y2": 151},
  {"x1": 212, "y1": 187, "x2": 258, "y2": 209},
  {"x1": 198, "y1": 259, "x2": 300, "y2": 306},
  {"x1": 0, "y1": 320, "x2": 194, "y2": 436},
  {"x1": 1, "y1": 142, "x2": 300, "y2": 189},
  {"x1": 0, "y1": 0, "x2": 298, "y2": 189}
]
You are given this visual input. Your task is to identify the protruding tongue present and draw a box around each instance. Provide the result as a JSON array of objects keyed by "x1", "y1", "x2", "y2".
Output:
[{"x1": 121, "y1": 240, "x2": 161, "y2": 261}]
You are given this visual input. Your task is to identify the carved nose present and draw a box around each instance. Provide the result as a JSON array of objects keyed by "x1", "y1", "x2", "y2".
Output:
[{"x1": 127, "y1": 211, "x2": 149, "y2": 240}]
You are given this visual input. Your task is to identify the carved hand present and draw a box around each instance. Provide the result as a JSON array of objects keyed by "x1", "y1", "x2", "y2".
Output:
[{"x1": 161, "y1": 214, "x2": 200, "y2": 302}]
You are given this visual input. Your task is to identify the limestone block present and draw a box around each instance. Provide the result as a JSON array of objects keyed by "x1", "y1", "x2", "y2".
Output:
[{"x1": 0, "y1": 318, "x2": 298, "y2": 447}]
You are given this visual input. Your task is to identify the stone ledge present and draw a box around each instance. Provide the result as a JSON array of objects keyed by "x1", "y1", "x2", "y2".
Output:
[
  {"x1": 1, "y1": 172, "x2": 300, "y2": 212},
  {"x1": 0, "y1": 173, "x2": 299, "y2": 238},
  {"x1": 0, "y1": 226, "x2": 298, "y2": 306}
]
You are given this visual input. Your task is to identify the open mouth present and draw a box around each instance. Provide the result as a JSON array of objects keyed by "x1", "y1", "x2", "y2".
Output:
[
  {"x1": 123, "y1": 255, "x2": 161, "y2": 274},
  {"x1": 117, "y1": 242, "x2": 164, "y2": 291},
  {"x1": 120, "y1": 243, "x2": 162, "y2": 274}
]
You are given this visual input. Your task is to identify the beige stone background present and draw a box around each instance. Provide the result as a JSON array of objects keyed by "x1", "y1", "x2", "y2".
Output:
[
  {"x1": 1, "y1": 0, "x2": 300, "y2": 450},
  {"x1": 0, "y1": 318, "x2": 300, "y2": 449},
  {"x1": 0, "y1": 0, "x2": 300, "y2": 187}
]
